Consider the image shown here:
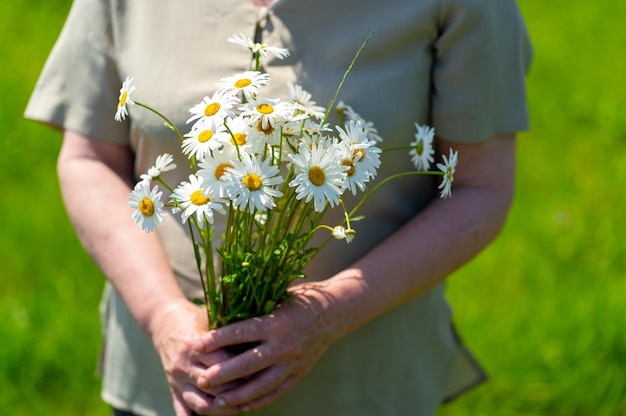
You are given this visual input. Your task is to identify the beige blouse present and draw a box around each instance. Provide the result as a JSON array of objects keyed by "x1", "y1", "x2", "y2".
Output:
[{"x1": 25, "y1": 0, "x2": 532, "y2": 414}]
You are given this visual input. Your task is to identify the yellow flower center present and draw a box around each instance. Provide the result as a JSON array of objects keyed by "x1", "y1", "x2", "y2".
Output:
[
  {"x1": 353, "y1": 147, "x2": 365, "y2": 161},
  {"x1": 243, "y1": 173, "x2": 263, "y2": 191},
  {"x1": 342, "y1": 160, "x2": 355, "y2": 176},
  {"x1": 190, "y1": 189, "x2": 210, "y2": 205},
  {"x1": 215, "y1": 163, "x2": 232, "y2": 179},
  {"x1": 204, "y1": 102, "x2": 221, "y2": 116},
  {"x1": 309, "y1": 166, "x2": 326, "y2": 186},
  {"x1": 235, "y1": 78, "x2": 252, "y2": 88},
  {"x1": 232, "y1": 133, "x2": 247, "y2": 146},
  {"x1": 119, "y1": 91, "x2": 128, "y2": 107},
  {"x1": 257, "y1": 103, "x2": 274, "y2": 114},
  {"x1": 198, "y1": 130, "x2": 213, "y2": 143},
  {"x1": 139, "y1": 198, "x2": 154, "y2": 216}
]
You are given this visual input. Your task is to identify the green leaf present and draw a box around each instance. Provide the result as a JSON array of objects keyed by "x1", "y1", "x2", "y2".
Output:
[{"x1": 263, "y1": 300, "x2": 276, "y2": 314}]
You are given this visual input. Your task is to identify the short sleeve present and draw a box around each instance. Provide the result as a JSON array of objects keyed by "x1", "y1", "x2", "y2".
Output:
[
  {"x1": 432, "y1": 0, "x2": 533, "y2": 142},
  {"x1": 24, "y1": 0, "x2": 129, "y2": 144}
]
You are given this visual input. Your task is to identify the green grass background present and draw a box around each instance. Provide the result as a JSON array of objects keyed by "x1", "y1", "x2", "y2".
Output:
[{"x1": 1, "y1": 1, "x2": 625, "y2": 414}]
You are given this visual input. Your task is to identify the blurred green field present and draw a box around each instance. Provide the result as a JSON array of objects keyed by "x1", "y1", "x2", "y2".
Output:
[{"x1": 1, "y1": 1, "x2": 625, "y2": 415}]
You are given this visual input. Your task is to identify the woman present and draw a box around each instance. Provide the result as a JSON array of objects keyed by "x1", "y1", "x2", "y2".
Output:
[{"x1": 26, "y1": 0, "x2": 532, "y2": 414}]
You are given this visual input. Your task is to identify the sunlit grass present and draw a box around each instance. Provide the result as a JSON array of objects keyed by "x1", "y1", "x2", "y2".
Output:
[
  {"x1": 0, "y1": 1, "x2": 109, "y2": 415},
  {"x1": 439, "y1": 1, "x2": 626, "y2": 415}
]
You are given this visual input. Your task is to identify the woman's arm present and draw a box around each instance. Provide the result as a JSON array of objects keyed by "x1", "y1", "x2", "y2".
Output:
[
  {"x1": 57, "y1": 130, "x2": 234, "y2": 416},
  {"x1": 194, "y1": 134, "x2": 516, "y2": 414}
]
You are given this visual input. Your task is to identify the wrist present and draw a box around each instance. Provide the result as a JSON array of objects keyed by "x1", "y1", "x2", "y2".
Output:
[
  {"x1": 290, "y1": 268, "x2": 369, "y2": 342},
  {"x1": 141, "y1": 296, "x2": 193, "y2": 338}
]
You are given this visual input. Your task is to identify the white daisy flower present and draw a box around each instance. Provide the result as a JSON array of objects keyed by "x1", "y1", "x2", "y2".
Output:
[
  {"x1": 288, "y1": 141, "x2": 347, "y2": 212},
  {"x1": 186, "y1": 89, "x2": 239, "y2": 127},
  {"x1": 437, "y1": 148, "x2": 458, "y2": 199},
  {"x1": 227, "y1": 33, "x2": 290, "y2": 59},
  {"x1": 153, "y1": 153, "x2": 177, "y2": 174},
  {"x1": 337, "y1": 120, "x2": 381, "y2": 179},
  {"x1": 335, "y1": 101, "x2": 348, "y2": 112},
  {"x1": 170, "y1": 175, "x2": 227, "y2": 227},
  {"x1": 114, "y1": 76, "x2": 136, "y2": 122},
  {"x1": 285, "y1": 82, "x2": 326, "y2": 120},
  {"x1": 281, "y1": 122, "x2": 332, "y2": 160},
  {"x1": 223, "y1": 116, "x2": 262, "y2": 154},
  {"x1": 332, "y1": 225, "x2": 347, "y2": 240},
  {"x1": 409, "y1": 123, "x2": 435, "y2": 171},
  {"x1": 216, "y1": 71, "x2": 270, "y2": 99},
  {"x1": 336, "y1": 139, "x2": 378, "y2": 195},
  {"x1": 342, "y1": 103, "x2": 383, "y2": 142},
  {"x1": 140, "y1": 153, "x2": 177, "y2": 184},
  {"x1": 223, "y1": 152, "x2": 284, "y2": 212},
  {"x1": 239, "y1": 97, "x2": 292, "y2": 131},
  {"x1": 128, "y1": 183, "x2": 164, "y2": 233},
  {"x1": 282, "y1": 118, "x2": 329, "y2": 140},
  {"x1": 182, "y1": 118, "x2": 229, "y2": 160},
  {"x1": 337, "y1": 119, "x2": 367, "y2": 143},
  {"x1": 290, "y1": 131, "x2": 326, "y2": 152},
  {"x1": 247, "y1": 115, "x2": 283, "y2": 149},
  {"x1": 138, "y1": 173, "x2": 152, "y2": 185},
  {"x1": 197, "y1": 145, "x2": 238, "y2": 198},
  {"x1": 332, "y1": 225, "x2": 356, "y2": 244}
]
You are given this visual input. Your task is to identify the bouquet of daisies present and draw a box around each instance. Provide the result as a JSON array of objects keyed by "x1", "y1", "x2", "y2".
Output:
[{"x1": 116, "y1": 33, "x2": 458, "y2": 329}]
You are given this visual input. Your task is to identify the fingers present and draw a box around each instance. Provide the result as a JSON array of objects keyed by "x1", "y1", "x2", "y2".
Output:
[
  {"x1": 190, "y1": 350, "x2": 242, "y2": 396},
  {"x1": 181, "y1": 385, "x2": 216, "y2": 415},
  {"x1": 190, "y1": 303, "x2": 330, "y2": 412},
  {"x1": 198, "y1": 343, "x2": 275, "y2": 388},
  {"x1": 196, "y1": 347, "x2": 298, "y2": 411},
  {"x1": 172, "y1": 389, "x2": 194, "y2": 416},
  {"x1": 167, "y1": 346, "x2": 237, "y2": 402},
  {"x1": 192, "y1": 348, "x2": 232, "y2": 369},
  {"x1": 195, "y1": 318, "x2": 266, "y2": 354},
  {"x1": 213, "y1": 369, "x2": 298, "y2": 412},
  {"x1": 176, "y1": 384, "x2": 244, "y2": 416},
  {"x1": 152, "y1": 303, "x2": 250, "y2": 414},
  {"x1": 235, "y1": 375, "x2": 297, "y2": 411}
]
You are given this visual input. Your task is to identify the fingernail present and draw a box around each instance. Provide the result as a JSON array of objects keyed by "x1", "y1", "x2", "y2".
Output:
[{"x1": 215, "y1": 396, "x2": 228, "y2": 408}]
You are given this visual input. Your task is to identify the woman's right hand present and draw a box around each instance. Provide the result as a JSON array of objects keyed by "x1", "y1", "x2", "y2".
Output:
[{"x1": 148, "y1": 299, "x2": 241, "y2": 416}]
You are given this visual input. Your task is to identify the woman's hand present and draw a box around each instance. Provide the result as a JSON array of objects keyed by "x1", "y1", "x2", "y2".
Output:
[
  {"x1": 193, "y1": 283, "x2": 340, "y2": 414},
  {"x1": 148, "y1": 299, "x2": 241, "y2": 416}
]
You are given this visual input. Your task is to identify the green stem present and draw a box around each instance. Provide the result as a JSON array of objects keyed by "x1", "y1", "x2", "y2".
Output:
[
  {"x1": 187, "y1": 221, "x2": 215, "y2": 326},
  {"x1": 321, "y1": 32, "x2": 374, "y2": 127},
  {"x1": 135, "y1": 101, "x2": 197, "y2": 170},
  {"x1": 135, "y1": 101, "x2": 185, "y2": 143},
  {"x1": 339, "y1": 198, "x2": 352, "y2": 230},
  {"x1": 202, "y1": 221, "x2": 217, "y2": 327},
  {"x1": 224, "y1": 121, "x2": 242, "y2": 160},
  {"x1": 155, "y1": 177, "x2": 175, "y2": 193},
  {"x1": 382, "y1": 145, "x2": 415, "y2": 153}
]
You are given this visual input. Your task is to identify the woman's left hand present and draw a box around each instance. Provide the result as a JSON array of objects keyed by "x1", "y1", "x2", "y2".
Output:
[{"x1": 193, "y1": 282, "x2": 340, "y2": 414}]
